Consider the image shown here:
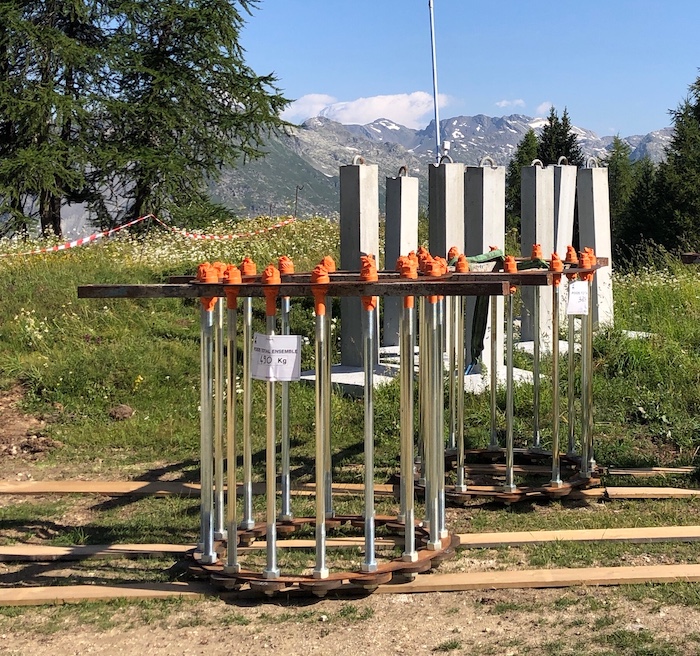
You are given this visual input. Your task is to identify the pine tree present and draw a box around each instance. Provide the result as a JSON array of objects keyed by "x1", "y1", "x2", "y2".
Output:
[
  {"x1": 653, "y1": 76, "x2": 700, "y2": 250},
  {"x1": 101, "y1": 0, "x2": 289, "y2": 225},
  {"x1": 601, "y1": 136, "x2": 634, "y2": 252},
  {"x1": 0, "y1": 1, "x2": 108, "y2": 237},
  {"x1": 536, "y1": 106, "x2": 584, "y2": 167},
  {"x1": 505, "y1": 128, "x2": 538, "y2": 231}
]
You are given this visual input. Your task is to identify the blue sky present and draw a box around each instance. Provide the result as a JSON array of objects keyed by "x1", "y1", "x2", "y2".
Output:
[{"x1": 240, "y1": 0, "x2": 700, "y2": 137}]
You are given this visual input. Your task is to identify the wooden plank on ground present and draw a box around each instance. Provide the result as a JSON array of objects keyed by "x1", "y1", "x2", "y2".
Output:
[
  {"x1": 0, "y1": 480, "x2": 396, "y2": 498},
  {"x1": 606, "y1": 467, "x2": 695, "y2": 477},
  {"x1": 0, "y1": 543, "x2": 193, "y2": 562},
  {"x1": 456, "y1": 525, "x2": 700, "y2": 548},
  {"x1": 0, "y1": 582, "x2": 210, "y2": 607},
  {"x1": 605, "y1": 487, "x2": 700, "y2": 499},
  {"x1": 374, "y1": 563, "x2": 700, "y2": 594}
]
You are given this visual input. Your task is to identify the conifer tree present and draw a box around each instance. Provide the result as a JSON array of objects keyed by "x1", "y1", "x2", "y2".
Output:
[
  {"x1": 505, "y1": 128, "x2": 538, "y2": 231},
  {"x1": 101, "y1": 0, "x2": 289, "y2": 225},
  {"x1": 537, "y1": 106, "x2": 584, "y2": 167},
  {"x1": 601, "y1": 136, "x2": 635, "y2": 252},
  {"x1": 653, "y1": 76, "x2": 700, "y2": 250}
]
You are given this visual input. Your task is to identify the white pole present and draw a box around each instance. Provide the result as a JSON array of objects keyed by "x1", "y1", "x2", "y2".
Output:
[{"x1": 428, "y1": 0, "x2": 441, "y2": 163}]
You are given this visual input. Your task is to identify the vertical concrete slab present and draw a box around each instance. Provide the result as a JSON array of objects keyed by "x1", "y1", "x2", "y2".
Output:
[
  {"x1": 464, "y1": 164, "x2": 506, "y2": 370},
  {"x1": 521, "y1": 164, "x2": 554, "y2": 348},
  {"x1": 383, "y1": 173, "x2": 419, "y2": 347},
  {"x1": 578, "y1": 166, "x2": 614, "y2": 328},
  {"x1": 339, "y1": 161, "x2": 379, "y2": 367},
  {"x1": 428, "y1": 162, "x2": 465, "y2": 257},
  {"x1": 553, "y1": 164, "x2": 577, "y2": 256}
]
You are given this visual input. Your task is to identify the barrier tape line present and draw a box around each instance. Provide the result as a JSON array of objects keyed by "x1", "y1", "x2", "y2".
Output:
[
  {"x1": 151, "y1": 216, "x2": 297, "y2": 240},
  {"x1": 0, "y1": 215, "x2": 297, "y2": 258}
]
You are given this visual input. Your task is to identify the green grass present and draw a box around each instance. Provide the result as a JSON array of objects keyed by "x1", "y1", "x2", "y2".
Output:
[{"x1": 4, "y1": 220, "x2": 700, "y2": 639}]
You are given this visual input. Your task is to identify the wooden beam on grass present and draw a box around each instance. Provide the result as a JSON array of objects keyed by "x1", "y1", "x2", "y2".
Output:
[
  {"x1": 0, "y1": 582, "x2": 210, "y2": 607},
  {"x1": 373, "y1": 563, "x2": 700, "y2": 594}
]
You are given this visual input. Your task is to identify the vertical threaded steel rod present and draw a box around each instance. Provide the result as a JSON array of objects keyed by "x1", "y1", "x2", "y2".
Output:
[
  {"x1": 279, "y1": 297, "x2": 293, "y2": 521},
  {"x1": 532, "y1": 289, "x2": 541, "y2": 449},
  {"x1": 489, "y1": 296, "x2": 499, "y2": 449},
  {"x1": 313, "y1": 314, "x2": 328, "y2": 579},
  {"x1": 551, "y1": 284, "x2": 562, "y2": 487},
  {"x1": 241, "y1": 298, "x2": 255, "y2": 530},
  {"x1": 199, "y1": 305, "x2": 217, "y2": 564},
  {"x1": 214, "y1": 300, "x2": 226, "y2": 540},
  {"x1": 400, "y1": 302, "x2": 417, "y2": 561},
  {"x1": 504, "y1": 292, "x2": 516, "y2": 493},
  {"x1": 362, "y1": 306, "x2": 378, "y2": 572},
  {"x1": 455, "y1": 295, "x2": 466, "y2": 492},
  {"x1": 263, "y1": 314, "x2": 279, "y2": 579},
  {"x1": 224, "y1": 305, "x2": 239, "y2": 572}
]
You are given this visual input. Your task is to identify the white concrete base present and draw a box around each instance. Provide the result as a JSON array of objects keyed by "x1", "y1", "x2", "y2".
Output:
[{"x1": 515, "y1": 340, "x2": 581, "y2": 356}]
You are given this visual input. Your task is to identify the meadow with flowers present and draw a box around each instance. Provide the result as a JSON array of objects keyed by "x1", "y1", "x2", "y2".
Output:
[{"x1": 3, "y1": 217, "x2": 700, "y2": 652}]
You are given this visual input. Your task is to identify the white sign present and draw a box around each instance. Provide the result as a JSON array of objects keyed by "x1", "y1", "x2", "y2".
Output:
[
  {"x1": 567, "y1": 280, "x2": 589, "y2": 316},
  {"x1": 251, "y1": 333, "x2": 302, "y2": 382}
]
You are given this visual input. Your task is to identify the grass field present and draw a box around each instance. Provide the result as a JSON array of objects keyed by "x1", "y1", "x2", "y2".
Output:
[{"x1": 2, "y1": 218, "x2": 700, "y2": 653}]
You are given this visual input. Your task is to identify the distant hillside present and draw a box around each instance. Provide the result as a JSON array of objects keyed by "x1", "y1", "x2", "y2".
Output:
[{"x1": 210, "y1": 114, "x2": 672, "y2": 218}]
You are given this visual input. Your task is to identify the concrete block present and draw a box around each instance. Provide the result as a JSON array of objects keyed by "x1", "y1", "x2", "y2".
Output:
[
  {"x1": 428, "y1": 162, "x2": 465, "y2": 257},
  {"x1": 464, "y1": 165, "x2": 506, "y2": 370},
  {"x1": 339, "y1": 162, "x2": 379, "y2": 366},
  {"x1": 578, "y1": 167, "x2": 614, "y2": 328},
  {"x1": 383, "y1": 174, "x2": 419, "y2": 347},
  {"x1": 520, "y1": 164, "x2": 554, "y2": 348}
]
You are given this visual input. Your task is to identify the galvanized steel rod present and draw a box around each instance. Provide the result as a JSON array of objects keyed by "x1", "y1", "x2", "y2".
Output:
[
  {"x1": 313, "y1": 311, "x2": 329, "y2": 579},
  {"x1": 455, "y1": 295, "x2": 466, "y2": 492},
  {"x1": 532, "y1": 290, "x2": 542, "y2": 449},
  {"x1": 199, "y1": 304, "x2": 217, "y2": 564},
  {"x1": 241, "y1": 298, "x2": 255, "y2": 530},
  {"x1": 437, "y1": 297, "x2": 447, "y2": 538},
  {"x1": 214, "y1": 299, "x2": 226, "y2": 539},
  {"x1": 400, "y1": 301, "x2": 417, "y2": 561},
  {"x1": 551, "y1": 280, "x2": 562, "y2": 486},
  {"x1": 263, "y1": 311, "x2": 280, "y2": 579},
  {"x1": 224, "y1": 302, "x2": 240, "y2": 572},
  {"x1": 362, "y1": 305, "x2": 378, "y2": 572},
  {"x1": 279, "y1": 296, "x2": 293, "y2": 521},
  {"x1": 504, "y1": 292, "x2": 516, "y2": 493},
  {"x1": 489, "y1": 296, "x2": 499, "y2": 450}
]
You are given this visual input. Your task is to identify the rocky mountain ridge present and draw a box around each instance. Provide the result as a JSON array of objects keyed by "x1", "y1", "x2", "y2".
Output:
[{"x1": 212, "y1": 113, "x2": 672, "y2": 218}]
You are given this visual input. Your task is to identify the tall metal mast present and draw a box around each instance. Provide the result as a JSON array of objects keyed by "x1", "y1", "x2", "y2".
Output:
[{"x1": 428, "y1": 0, "x2": 441, "y2": 163}]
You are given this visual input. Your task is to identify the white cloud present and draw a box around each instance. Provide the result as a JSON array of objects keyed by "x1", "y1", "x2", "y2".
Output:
[
  {"x1": 495, "y1": 99, "x2": 525, "y2": 109},
  {"x1": 282, "y1": 91, "x2": 449, "y2": 129},
  {"x1": 281, "y1": 94, "x2": 338, "y2": 124},
  {"x1": 536, "y1": 101, "x2": 554, "y2": 116}
]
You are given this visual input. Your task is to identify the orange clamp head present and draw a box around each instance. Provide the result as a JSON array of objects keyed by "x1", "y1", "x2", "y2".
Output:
[
  {"x1": 320, "y1": 255, "x2": 336, "y2": 273},
  {"x1": 223, "y1": 264, "x2": 242, "y2": 309},
  {"x1": 504, "y1": 255, "x2": 517, "y2": 294},
  {"x1": 240, "y1": 257, "x2": 257, "y2": 278},
  {"x1": 423, "y1": 257, "x2": 443, "y2": 304},
  {"x1": 212, "y1": 261, "x2": 227, "y2": 280},
  {"x1": 310, "y1": 265, "x2": 330, "y2": 316},
  {"x1": 434, "y1": 256, "x2": 449, "y2": 276},
  {"x1": 550, "y1": 252, "x2": 563, "y2": 286},
  {"x1": 197, "y1": 263, "x2": 218, "y2": 311},
  {"x1": 531, "y1": 244, "x2": 543, "y2": 260},
  {"x1": 407, "y1": 250, "x2": 419, "y2": 265},
  {"x1": 565, "y1": 245, "x2": 578, "y2": 264},
  {"x1": 360, "y1": 254, "x2": 378, "y2": 311},
  {"x1": 585, "y1": 246, "x2": 596, "y2": 265},
  {"x1": 447, "y1": 246, "x2": 459, "y2": 262},
  {"x1": 261, "y1": 265, "x2": 281, "y2": 316},
  {"x1": 399, "y1": 257, "x2": 418, "y2": 308},
  {"x1": 278, "y1": 256, "x2": 295, "y2": 275},
  {"x1": 455, "y1": 254, "x2": 470, "y2": 273}
]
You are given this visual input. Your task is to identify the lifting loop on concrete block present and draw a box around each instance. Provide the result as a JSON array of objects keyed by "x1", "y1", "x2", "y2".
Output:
[
  {"x1": 438, "y1": 154, "x2": 453, "y2": 164},
  {"x1": 586, "y1": 157, "x2": 599, "y2": 168},
  {"x1": 352, "y1": 155, "x2": 366, "y2": 165},
  {"x1": 479, "y1": 156, "x2": 496, "y2": 168},
  {"x1": 397, "y1": 165, "x2": 408, "y2": 176},
  {"x1": 557, "y1": 156, "x2": 569, "y2": 166},
  {"x1": 530, "y1": 159, "x2": 544, "y2": 168}
]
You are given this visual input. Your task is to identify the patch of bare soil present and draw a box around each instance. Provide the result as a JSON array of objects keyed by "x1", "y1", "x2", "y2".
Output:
[
  {"x1": 1, "y1": 588, "x2": 699, "y2": 656},
  {"x1": 0, "y1": 386, "x2": 62, "y2": 471}
]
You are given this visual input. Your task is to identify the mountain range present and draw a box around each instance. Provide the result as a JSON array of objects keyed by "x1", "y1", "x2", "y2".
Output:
[{"x1": 211, "y1": 114, "x2": 673, "y2": 219}]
